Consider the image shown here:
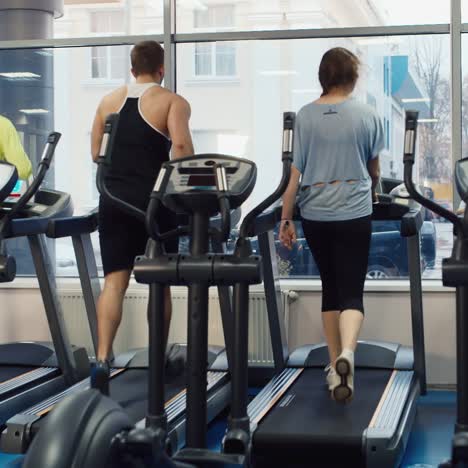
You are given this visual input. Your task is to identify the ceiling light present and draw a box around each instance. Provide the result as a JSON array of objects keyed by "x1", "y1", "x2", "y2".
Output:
[
  {"x1": 418, "y1": 118, "x2": 438, "y2": 123},
  {"x1": 402, "y1": 98, "x2": 431, "y2": 103},
  {"x1": 35, "y1": 50, "x2": 53, "y2": 57},
  {"x1": 19, "y1": 109, "x2": 49, "y2": 115},
  {"x1": 0, "y1": 72, "x2": 41, "y2": 79}
]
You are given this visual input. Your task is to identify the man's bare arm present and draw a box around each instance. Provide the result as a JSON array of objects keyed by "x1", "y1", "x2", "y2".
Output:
[{"x1": 167, "y1": 97, "x2": 194, "y2": 159}]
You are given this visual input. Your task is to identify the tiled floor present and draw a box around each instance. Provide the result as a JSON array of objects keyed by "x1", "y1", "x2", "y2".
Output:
[{"x1": 0, "y1": 391, "x2": 458, "y2": 467}]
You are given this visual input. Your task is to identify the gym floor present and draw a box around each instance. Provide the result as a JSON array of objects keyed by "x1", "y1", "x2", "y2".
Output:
[{"x1": 0, "y1": 390, "x2": 456, "y2": 467}]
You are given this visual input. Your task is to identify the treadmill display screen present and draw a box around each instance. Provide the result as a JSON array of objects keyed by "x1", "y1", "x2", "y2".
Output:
[
  {"x1": 12, "y1": 180, "x2": 22, "y2": 193},
  {"x1": 187, "y1": 174, "x2": 216, "y2": 187}
]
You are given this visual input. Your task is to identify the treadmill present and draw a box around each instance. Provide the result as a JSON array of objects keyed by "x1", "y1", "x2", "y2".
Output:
[
  {"x1": 246, "y1": 127, "x2": 427, "y2": 467},
  {"x1": 1, "y1": 116, "x2": 236, "y2": 455},
  {"x1": 0, "y1": 133, "x2": 90, "y2": 426}
]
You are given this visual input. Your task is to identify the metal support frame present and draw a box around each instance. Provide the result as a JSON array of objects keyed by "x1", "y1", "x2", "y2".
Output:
[
  {"x1": 211, "y1": 238, "x2": 234, "y2": 372},
  {"x1": 164, "y1": 0, "x2": 176, "y2": 92},
  {"x1": 27, "y1": 234, "x2": 77, "y2": 385},
  {"x1": 71, "y1": 233, "x2": 101, "y2": 358},
  {"x1": 452, "y1": 0, "x2": 463, "y2": 211},
  {"x1": 186, "y1": 213, "x2": 210, "y2": 449},
  {"x1": 455, "y1": 284, "x2": 468, "y2": 431},
  {"x1": 406, "y1": 233, "x2": 427, "y2": 395},
  {"x1": 258, "y1": 231, "x2": 288, "y2": 371},
  {"x1": 174, "y1": 24, "x2": 450, "y2": 43}
]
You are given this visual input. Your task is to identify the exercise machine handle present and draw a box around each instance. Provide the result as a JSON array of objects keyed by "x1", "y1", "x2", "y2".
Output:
[
  {"x1": 402, "y1": 110, "x2": 462, "y2": 230},
  {"x1": 7, "y1": 132, "x2": 61, "y2": 221},
  {"x1": 96, "y1": 114, "x2": 145, "y2": 222},
  {"x1": 214, "y1": 163, "x2": 231, "y2": 243},
  {"x1": 239, "y1": 111, "x2": 295, "y2": 238}
]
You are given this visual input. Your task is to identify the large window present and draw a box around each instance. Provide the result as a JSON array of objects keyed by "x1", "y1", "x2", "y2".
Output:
[
  {"x1": 0, "y1": 0, "x2": 464, "y2": 281},
  {"x1": 0, "y1": 45, "x2": 131, "y2": 275},
  {"x1": 178, "y1": 35, "x2": 451, "y2": 279},
  {"x1": 176, "y1": 0, "x2": 450, "y2": 33}
]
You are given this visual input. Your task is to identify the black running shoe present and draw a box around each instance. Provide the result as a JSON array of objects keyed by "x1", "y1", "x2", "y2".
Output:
[
  {"x1": 165, "y1": 345, "x2": 186, "y2": 378},
  {"x1": 90, "y1": 359, "x2": 110, "y2": 396}
]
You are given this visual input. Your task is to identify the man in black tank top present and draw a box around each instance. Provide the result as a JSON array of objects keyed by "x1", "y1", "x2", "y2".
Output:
[{"x1": 90, "y1": 41, "x2": 194, "y2": 393}]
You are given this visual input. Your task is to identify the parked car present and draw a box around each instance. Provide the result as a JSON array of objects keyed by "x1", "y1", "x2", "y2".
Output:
[
  {"x1": 244, "y1": 219, "x2": 437, "y2": 279},
  {"x1": 181, "y1": 210, "x2": 437, "y2": 279}
]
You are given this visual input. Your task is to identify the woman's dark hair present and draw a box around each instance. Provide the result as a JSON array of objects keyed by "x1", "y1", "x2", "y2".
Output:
[
  {"x1": 131, "y1": 40, "x2": 164, "y2": 76},
  {"x1": 318, "y1": 47, "x2": 360, "y2": 95}
]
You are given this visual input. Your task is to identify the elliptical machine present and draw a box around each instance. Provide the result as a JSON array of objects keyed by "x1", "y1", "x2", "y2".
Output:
[
  {"x1": 22, "y1": 112, "x2": 295, "y2": 467},
  {"x1": 403, "y1": 110, "x2": 468, "y2": 468}
]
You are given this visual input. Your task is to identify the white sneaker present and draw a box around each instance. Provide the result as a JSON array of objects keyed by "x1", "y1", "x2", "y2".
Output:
[
  {"x1": 325, "y1": 364, "x2": 340, "y2": 392},
  {"x1": 334, "y1": 349, "x2": 354, "y2": 402}
]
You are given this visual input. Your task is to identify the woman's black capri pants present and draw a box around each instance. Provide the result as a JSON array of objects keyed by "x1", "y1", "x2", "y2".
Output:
[{"x1": 302, "y1": 215, "x2": 372, "y2": 314}]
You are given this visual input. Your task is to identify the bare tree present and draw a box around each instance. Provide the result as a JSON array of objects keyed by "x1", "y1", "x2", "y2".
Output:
[{"x1": 412, "y1": 38, "x2": 451, "y2": 183}]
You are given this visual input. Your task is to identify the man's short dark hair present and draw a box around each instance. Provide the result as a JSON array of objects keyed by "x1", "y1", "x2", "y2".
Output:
[
  {"x1": 131, "y1": 41, "x2": 164, "y2": 76},
  {"x1": 318, "y1": 47, "x2": 360, "y2": 95}
]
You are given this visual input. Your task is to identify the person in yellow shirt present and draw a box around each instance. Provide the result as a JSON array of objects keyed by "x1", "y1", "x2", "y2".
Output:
[{"x1": 0, "y1": 116, "x2": 32, "y2": 180}]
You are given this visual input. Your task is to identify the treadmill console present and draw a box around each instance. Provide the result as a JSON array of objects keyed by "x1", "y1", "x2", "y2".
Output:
[
  {"x1": 374, "y1": 178, "x2": 423, "y2": 236},
  {"x1": 0, "y1": 163, "x2": 18, "y2": 205},
  {"x1": 159, "y1": 154, "x2": 257, "y2": 216},
  {"x1": 389, "y1": 183, "x2": 421, "y2": 211}
]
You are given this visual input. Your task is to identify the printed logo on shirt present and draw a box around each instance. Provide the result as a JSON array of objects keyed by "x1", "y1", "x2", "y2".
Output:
[{"x1": 323, "y1": 107, "x2": 338, "y2": 115}]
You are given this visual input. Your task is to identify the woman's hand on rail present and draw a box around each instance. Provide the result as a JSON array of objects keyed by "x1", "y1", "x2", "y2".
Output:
[{"x1": 279, "y1": 220, "x2": 297, "y2": 250}]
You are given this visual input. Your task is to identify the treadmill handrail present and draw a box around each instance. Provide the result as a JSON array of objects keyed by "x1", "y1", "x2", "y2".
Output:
[
  {"x1": 46, "y1": 209, "x2": 98, "y2": 239},
  {"x1": 7, "y1": 190, "x2": 73, "y2": 238},
  {"x1": 6, "y1": 133, "x2": 61, "y2": 223},
  {"x1": 239, "y1": 112, "x2": 295, "y2": 239},
  {"x1": 403, "y1": 111, "x2": 462, "y2": 230}
]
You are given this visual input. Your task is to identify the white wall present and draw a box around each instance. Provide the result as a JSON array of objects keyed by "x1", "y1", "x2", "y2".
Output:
[
  {"x1": 0, "y1": 283, "x2": 457, "y2": 386},
  {"x1": 289, "y1": 289, "x2": 456, "y2": 385}
]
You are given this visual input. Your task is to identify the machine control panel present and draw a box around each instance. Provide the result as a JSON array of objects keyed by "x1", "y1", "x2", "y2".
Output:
[
  {"x1": 162, "y1": 155, "x2": 255, "y2": 196},
  {"x1": 158, "y1": 154, "x2": 257, "y2": 215}
]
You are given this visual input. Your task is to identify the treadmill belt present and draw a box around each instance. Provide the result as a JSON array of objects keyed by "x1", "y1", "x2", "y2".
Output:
[
  {"x1": 0, "y1": 343, "x2": 53, "y2": 366},
  {"x1": 253, "y1": 368, "x2": 392, "y2": 468},
  {"x1": 0, "y1": 366, "x2": 37, "y2": 382},
  {"x1": 109, "y1": 369, "x2": 186, "y2": 424}
]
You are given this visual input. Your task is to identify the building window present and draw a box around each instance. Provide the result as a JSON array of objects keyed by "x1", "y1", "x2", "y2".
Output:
[
  {"x1": 90, "y1": 11, "x2": 125, "y2": 35},
  {"x1": 91, "y1": 46, "x2": 127, "y2": 80},
  {"x1": 89, "y1": 11, "x2": 126, "y2": 81},
  {"x1": 193, "y1": 5, "x2": 237, "y2": 78},
  {"x1": 194, "y1": 5, "x2": 234, "y2": 29},
  {"x1": 194, "y1": 41, "x2": 236, "y2": 77}
]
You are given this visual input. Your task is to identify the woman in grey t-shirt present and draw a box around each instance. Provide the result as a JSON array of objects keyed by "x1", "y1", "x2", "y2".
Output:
[{"x1": 280, "y1": 48, "x2": 383, "y2": 402}]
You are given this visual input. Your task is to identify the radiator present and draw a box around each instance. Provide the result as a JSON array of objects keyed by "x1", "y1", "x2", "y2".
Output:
[{"x1": 59, "y1": 288, "x2": 294, "y2": 366}]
